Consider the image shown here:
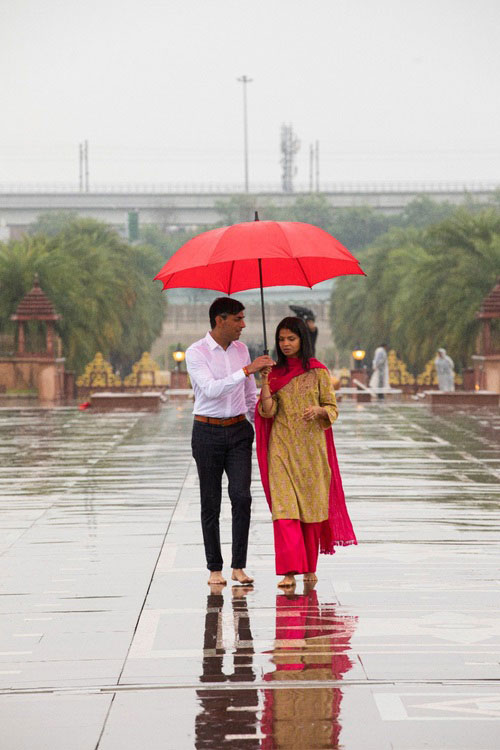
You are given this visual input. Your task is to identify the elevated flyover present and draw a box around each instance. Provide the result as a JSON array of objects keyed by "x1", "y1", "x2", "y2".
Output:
[{"x1": 0, "y1": 181, "x2": 498, "y2": 235}]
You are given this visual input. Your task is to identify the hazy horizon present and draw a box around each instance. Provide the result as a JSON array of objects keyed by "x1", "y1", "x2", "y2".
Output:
[{"x1": 1, "y1": 0, "x2": 499, "y2": 189}]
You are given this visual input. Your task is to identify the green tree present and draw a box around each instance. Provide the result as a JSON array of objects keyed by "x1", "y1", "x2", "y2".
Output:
[
  {"x1": 139, "y1": 224, "x2": 202, "y2": 259},
  {"x1": 396, "y1": 195, "x2": 455, "y2": 229},
  {"x1": 403, "y1": 209, "x2": 500, "y2": 368},
  {"x1": 28, "y1": 211, "x2": 79, "y2": 236},
  {"x1": 215, "y1": 194, "x2": 259, "y2": 224},
  {"x1": 0, "y1": 234, "x2": 51, "y2": 353},
  {"x1": 0, "y1": 218, "x2": 166, "y2": 374},
  {"x1": 330, "y1": 208, "x2": 500, "y2": 372},
  {"x1": 284, "y1": 193, "x2": 336, "y2": 229},
  {"x1": 332, "y1": 206, "x2": 391, "y2": 250},
  {"x1": 214, "y1": 194, "x2": 280, "y2": 224}
]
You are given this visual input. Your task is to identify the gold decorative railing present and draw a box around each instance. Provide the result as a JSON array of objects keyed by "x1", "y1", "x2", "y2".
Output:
[
  {"x1": 77, "y1": 352, "x2": 169, "y2": 394},
  {"x1": 76, "y1": 352, "x2": 122, "y2": 388},
  {"x1": 123, "y1": 352, "x2": 168, "y2": 387},
  {"x1": 388, "y1": 350, "x2": 415, "y2": 386}
]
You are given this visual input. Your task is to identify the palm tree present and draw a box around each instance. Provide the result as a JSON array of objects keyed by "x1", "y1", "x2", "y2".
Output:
[
  {"x1": 0, "y1": 218, "x2": 166, "y2": 374},
  {"x1": 330, "y1": 208, "x2": 500, "y2": 371}
]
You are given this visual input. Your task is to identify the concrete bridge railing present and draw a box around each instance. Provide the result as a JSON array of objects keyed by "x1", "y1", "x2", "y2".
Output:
[{"x1": 1, "y1": 182, "x2": 498, "y2": 234}]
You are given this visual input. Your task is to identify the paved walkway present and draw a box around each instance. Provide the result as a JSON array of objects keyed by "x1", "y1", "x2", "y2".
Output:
[{"x1": 0, "y1": 402, "x2": 499, "y2": 749}]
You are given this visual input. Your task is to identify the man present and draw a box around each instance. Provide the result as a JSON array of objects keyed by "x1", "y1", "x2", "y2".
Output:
[
  {"x1": 369, "y1": 343, "x2": 389, "y2": 400},
  {"x1": 186, "y1": 297, "x2": 274, "y2": 586},
  {"x1": 305, "y1": 317, "x2": 318, "y2": 356},
  {"x1": 289, "y1": 305, "x2": 318, "y2": 355}
]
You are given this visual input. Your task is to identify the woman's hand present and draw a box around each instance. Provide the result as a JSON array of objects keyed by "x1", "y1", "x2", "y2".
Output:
[
  {"x1": 303, "y1": 405, "x2": 323, "y2": 422},
  {"x1": 259, "y1": 368, "x2": 274, "y2": 416}
]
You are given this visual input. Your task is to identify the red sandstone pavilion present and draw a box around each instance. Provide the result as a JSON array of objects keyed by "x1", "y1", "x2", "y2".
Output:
[
  {"x1": 0, "y1": 274, "x2": 71, "y2": 402},
  {"x1": 473, "y1": 277, "x2": 500, "y2": 393}
]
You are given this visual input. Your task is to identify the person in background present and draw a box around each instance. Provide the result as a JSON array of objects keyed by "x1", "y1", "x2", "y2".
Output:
[
  {"x1": 186, "y1": 297, "x2": 274, "y2": 586},
  {"x1": 305, "y1": 317, "x2": 318, "y2": 355},
  {"x1": 435, "y1": 348, "x2": 455, "y2": 392},
  {"x1": 255, "y1": 316, "x2": 356, "y2": 589},
  {"x1": 289, "y1": 305, "x2": 318, "y2": 355},
  {"x1": 369, "y1": 343, "x2": 389, "y2": 400}
]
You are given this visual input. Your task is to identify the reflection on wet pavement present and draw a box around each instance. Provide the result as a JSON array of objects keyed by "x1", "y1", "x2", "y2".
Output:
[
  {"x1": 192, "y1": 584, "x2": 357, "y2": 749},
  {"x1": 260, "y1": 588, "x2": 356, "y2": 749},
  {"x1": 0, "y1": 403, "x2": 499, "y2": 749},
  {"x1": 196, "y1": 586, "x2": 258, "y2": 748},
  {"x1": 194, "y1": 585, "x2": 357, "y2": 748}
]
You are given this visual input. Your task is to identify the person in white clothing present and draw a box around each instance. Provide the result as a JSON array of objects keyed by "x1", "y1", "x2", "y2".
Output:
[
  {"x1": 186, "y1": 297, "x2": 274, "y2": 586},
  {"x1": 435, "y1": 348, "x2": 455, "y2": 392},
  {"x1": 369, "y1": 343, "x2": 390, "y2": 400}
]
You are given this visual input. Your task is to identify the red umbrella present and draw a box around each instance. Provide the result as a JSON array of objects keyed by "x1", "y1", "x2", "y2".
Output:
[{"x1": 154, "y1": 213, "x2": 365, "y2": 352}]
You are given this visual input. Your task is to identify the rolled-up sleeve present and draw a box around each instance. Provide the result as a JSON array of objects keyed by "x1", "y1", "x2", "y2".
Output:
[
  {"x1": 186, "y1": 348, "x2": 246, "y2": 399},
  {"x1": 244, "y1": 373, "x2": 258, "y2": 420}
]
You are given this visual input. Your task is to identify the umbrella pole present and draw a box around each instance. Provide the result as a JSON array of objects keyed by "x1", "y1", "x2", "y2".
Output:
[
  {"x1": 254, "y1": 212, "x2": 269, "y2": 355},
  {"x1": 258, "y1": 258, "x2": 269, "y2": 354}
]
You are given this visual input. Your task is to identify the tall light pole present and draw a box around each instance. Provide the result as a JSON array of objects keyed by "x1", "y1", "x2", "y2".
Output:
[{"x1": 237, "y1": 75, "x2": 252, "y2": 192}]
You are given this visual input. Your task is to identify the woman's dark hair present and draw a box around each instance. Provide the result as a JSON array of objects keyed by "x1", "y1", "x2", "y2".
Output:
[
  {"x1": 275, "y1": 316, "x2": 313, "y2": 370},
  {"x1": 209, "y1": 297, "x2": 245, "y2": 329}
]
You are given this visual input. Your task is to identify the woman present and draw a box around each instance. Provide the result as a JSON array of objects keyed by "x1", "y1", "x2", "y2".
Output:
[{"x1": 255, "y1": 317, "x2": 356, "y2": 588}]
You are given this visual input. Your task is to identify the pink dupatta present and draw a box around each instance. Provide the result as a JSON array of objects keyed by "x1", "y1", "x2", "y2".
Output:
[{"x1": 255, "y1": 358, "x2": 357, "y2": 555}]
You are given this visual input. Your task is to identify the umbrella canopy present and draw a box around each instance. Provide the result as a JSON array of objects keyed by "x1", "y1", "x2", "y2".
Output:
[
  {"x1": 154, "y1": 217, "x2": 365, "y2": 352},
  {"x1": 154, "y1": 219, "x2": 364, "y2": 294}
]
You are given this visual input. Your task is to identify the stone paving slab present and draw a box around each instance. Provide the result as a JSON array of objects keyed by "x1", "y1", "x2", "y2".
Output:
[{"x1": 0, "y1": 402, "x2": 499, "y2": 749}]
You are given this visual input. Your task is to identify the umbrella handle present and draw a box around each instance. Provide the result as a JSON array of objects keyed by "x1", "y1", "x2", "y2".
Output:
[{"x1": 258, "y1": 258, "x2": 269, "y2": 355}]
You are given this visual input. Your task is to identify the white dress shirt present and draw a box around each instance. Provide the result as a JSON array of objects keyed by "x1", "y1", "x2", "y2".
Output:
[{"x1": 185, "y1": 332, "x2": 257, "y2": 418}]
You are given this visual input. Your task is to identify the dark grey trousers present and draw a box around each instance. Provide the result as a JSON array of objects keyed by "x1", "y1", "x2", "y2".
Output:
[{"x1": 191, "y1": 419, "x2": 254, "y2": 571}]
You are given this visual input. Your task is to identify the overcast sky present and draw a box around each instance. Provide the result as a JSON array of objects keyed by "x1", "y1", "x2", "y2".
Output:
[{"x1": 1, "y1": 0, "x2": 499, "y2": 189}]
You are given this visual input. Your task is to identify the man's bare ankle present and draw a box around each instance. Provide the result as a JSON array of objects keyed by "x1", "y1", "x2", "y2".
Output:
[
  {"x1": 208, "y1": 571, "x2": 227, "y2": 585},
  {"x1": 231, "y1": 568, "x2": 254, "y2": 583}
]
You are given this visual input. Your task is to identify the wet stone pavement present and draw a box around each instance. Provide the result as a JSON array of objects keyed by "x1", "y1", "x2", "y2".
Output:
[{"x1": 0, "y1": 402, "x2": 499, "y2": 749}]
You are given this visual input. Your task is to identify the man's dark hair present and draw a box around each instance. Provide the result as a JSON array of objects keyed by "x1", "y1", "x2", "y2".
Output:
[
  {"x1": 209, "y1": 297, "x2": 245, "y2": 329},
  {"x1": 275, "y1": 316, "x2": 313, "y2": 371}
]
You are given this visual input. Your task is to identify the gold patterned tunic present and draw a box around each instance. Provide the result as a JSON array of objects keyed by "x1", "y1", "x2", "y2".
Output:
[{"x1": 258, "y1": 368, "x2": 338, "y2": 522}]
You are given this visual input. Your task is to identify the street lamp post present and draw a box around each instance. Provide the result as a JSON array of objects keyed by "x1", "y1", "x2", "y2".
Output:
[
  {"x1": 172, "y1": 344, "x2": 185, "y2": 373},
  {"x1": 171, "y1": 344, "x2": 187, "y2": 391},
  {"x1": 237, "y1": 75, "x2": 252, "y2": 193},
  {"x1": 352, "y1": 347, "x2": 366, "y2": 369},
  {"x1": 351, "y1": 345, "x2": 368, "y2": 390}
]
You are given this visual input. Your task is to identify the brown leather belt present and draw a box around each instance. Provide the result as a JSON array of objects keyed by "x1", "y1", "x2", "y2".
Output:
[{"x1": 194, "y1": 414, "x2": 246, "y2": 427}]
